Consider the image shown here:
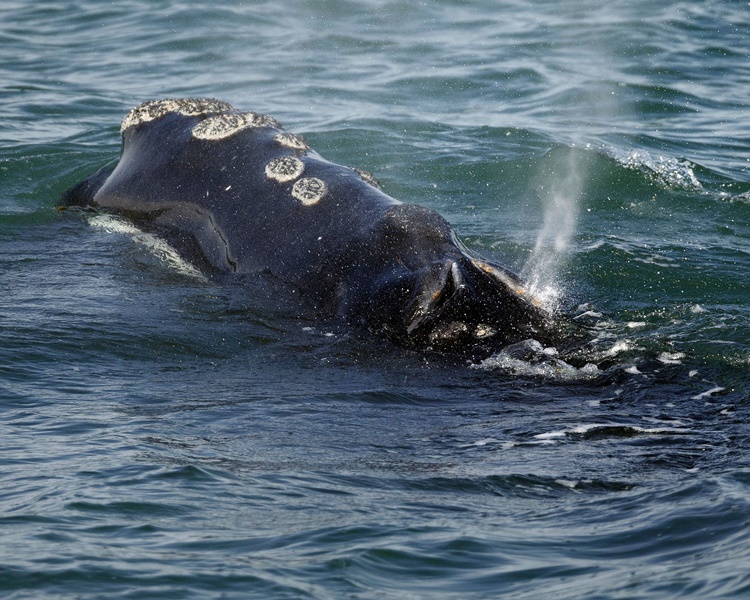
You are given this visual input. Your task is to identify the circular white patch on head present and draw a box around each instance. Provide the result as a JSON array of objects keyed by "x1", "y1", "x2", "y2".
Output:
[
  {"x1": 265, "y1": 156, "x2": 305, "y2": 183},
  {"x1": 274, "y1": 132, "x2": 309, "y2": 151},
  {"x1": 121, "y1": 98, "x2": 233, "y2": 133},
  {"x1": 292, "y1": 177, "x2": 327, "y2": 206},
  {"x1": 192, "y1": 111, "x2": 281, "y2": 140}
]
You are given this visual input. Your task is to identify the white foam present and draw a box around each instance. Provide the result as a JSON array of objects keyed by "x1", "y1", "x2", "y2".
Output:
[
  {"x1": 460, "y1": 438, "x2": 502, "y2": 448},
  {"x1": 690, "y1": 386, "x2": 726, "y2": 401},
  {"x1": 611, "y1": 148, "x2": 703, "y2": 191},
  {"x1": 573, "y1": 310, "x2": 603, "y2": 320},
  {"x1": 534, "y1": 422, "x2": 692, "y2": 442},
  {"x1": 658, "y1": 351, "x2": 686, "y2": 364},
  {"x1": 87, "y1": 214, "x2": 207, "y2": 281},
  {"x1": 472, "y1": 339, "x2": 600, "y2": 381},
  {"x1": 604, "y1": 340, "x2": 633, "y2": 357}
]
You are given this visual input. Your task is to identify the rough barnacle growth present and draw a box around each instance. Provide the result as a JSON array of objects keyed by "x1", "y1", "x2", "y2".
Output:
[
  {"x1": 428, "y1": 321, "x2": 469, "y2": 343},
  {"x1": 351, "y1": 167, "x2": 381, "y2": 189},
  {"x1": 474, "y1": 324, "x2": 497, "y2": 339},
  {"x1": 121, "y1": 98, "x2": 232, "y2": 133},
  {"x1": 292, "y1": 177, "x2": 327, "y2": 206},
  {"x1": 265, "y1": 156, "x2": 305, "y2": 183},
  {"x1": 274, "y1": 132, "x2": 309, "y2": 151},
  {"x1": 192, "y1": 111, "x2": 281, "y2": 140}
]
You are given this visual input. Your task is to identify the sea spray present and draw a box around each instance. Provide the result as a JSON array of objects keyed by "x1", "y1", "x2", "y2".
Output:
[{"x1": 522, "y1": 148, "x2": 585, "y2": 309}]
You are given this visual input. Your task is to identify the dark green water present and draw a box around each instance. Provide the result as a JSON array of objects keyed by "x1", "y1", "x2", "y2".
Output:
[{"x1": 1, "y1": 1, "x2": 749, "y2": 598}]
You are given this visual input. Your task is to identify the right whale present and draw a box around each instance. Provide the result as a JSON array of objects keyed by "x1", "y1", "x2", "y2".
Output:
[{"x1": 60, "y1": 98, "x2": 571, "y2": 359}]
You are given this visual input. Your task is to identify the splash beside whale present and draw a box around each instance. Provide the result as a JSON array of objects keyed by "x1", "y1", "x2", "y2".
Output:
[{"x1": 60, "y1": 98, "x2": 566, "y2": 358}]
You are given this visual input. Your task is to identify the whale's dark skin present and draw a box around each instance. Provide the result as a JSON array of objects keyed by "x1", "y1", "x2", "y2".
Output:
[{"x1": 60, "y1": 98, "x2": 564, "y2": 358}]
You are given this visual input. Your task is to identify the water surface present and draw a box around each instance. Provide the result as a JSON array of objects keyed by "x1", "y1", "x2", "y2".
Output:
[{"x1": 1, "y1": 1, "x2": 749, "y2": 598}]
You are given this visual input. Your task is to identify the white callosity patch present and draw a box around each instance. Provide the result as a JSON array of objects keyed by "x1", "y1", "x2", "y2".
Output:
[
  {"x1": 265, "y1": 156, "x2": 305, "y2": 183},
  {"x1": 473, "y1": 324, "x2": 497, "y2": 339},
  {"x1": 192, "y1": 111, "x2": 280, "y2": 140},
  {"x1": 121, "y1": 98, "x2": 232, "y2": 133},
  {"x1": 292, "y1": 177, "x2": 327, "y2": 206},
  {"x1": 351, "y1": 167, "x2": 381, "y2": 189},
  {"x1": 274, "y1": 132, "x2": 309, "y2": 151}
]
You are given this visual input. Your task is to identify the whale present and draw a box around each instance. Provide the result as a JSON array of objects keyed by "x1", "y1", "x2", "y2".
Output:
[{"x1": 60, "y1": 98, "x2": 564, "y2": 358}]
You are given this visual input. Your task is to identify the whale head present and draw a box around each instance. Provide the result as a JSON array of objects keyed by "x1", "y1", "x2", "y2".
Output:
[{"x1": 350, "y1": 204, "x2": 559, "y2": 357}]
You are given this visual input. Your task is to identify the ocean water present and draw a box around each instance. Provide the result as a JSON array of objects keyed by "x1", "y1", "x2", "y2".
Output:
[{"x1": 1, "y1": 0, "x2": 749, "y2": 598}]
